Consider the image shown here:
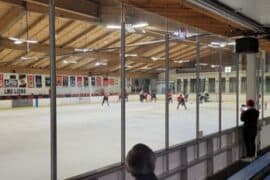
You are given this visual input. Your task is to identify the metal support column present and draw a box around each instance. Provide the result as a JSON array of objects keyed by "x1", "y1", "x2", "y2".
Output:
[
  {"x1": 196, "y1": 40, "x2": 200, "y2": 139},
  {"x1": 236, "y1": 54, "x2": 240, "y2": 127},
  {"x1": 195, "y1": 39, "x2": 200, "y2": 158},
  {"x1": 120, "y1": 3, "x2": 126, "y2": 163},
  {"x1": 49, "y1": 0, "x2": 57, "y2": 179},
  {"x1": 218, "y1": 49, "x2": 222, "y2": 134},
  {"x1": 165, "y1": 33, "x2": 170, "y2": 150},
  {"x1": 262, "y1": 51, "x2": 265, "y2": 119},
  {"x1": 165, "y1": 33, "x2": 170, "y2": 173}
]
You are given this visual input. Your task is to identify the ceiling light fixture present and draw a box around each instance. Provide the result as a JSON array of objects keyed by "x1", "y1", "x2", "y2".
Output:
[
  {"x1": 133, "y1": 22, "x2": 149, "y2": 28},
  {"x1": 9, "y1": 37, "x2": 38, "y2": 44},
  {"x1": 74, "y1": 48, "x2": 93, "y2": 52},
  {"x1": 125, "y1": 54, "x2": 138, "y2": 57},
  {"x1": 95, "y1": 62, "x2": 107, "y2": 66},
  {"x1": 174, "y1": 60, "x2": 190, "y2": 64}
]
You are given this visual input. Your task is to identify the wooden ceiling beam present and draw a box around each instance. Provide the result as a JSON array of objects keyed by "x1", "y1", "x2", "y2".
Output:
[{"x1": 0, "y1": 0, "x2": 99, "y2": 22}]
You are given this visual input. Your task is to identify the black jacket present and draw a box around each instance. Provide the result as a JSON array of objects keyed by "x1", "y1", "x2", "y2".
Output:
[
  {"x1": 135, "y1": 173, "x2": 158, "y2": 180},
  {"x1": 241, "y1": 108, "x2": 259, "y2": 130}
]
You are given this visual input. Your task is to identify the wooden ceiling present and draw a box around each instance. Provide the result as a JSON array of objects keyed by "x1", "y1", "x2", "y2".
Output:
[{"x1": 0, "y1": 0, "x2": 249, "y2": 78}]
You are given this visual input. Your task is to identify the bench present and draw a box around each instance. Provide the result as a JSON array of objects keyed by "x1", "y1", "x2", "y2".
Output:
[{"x1": 228, "y1": 152, "x2": 270, "y2": 180}]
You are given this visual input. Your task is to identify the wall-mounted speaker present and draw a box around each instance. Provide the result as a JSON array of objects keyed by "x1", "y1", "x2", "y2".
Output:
[{"x1": 236, "y1": 37, "x2": 259, "y2": 53}]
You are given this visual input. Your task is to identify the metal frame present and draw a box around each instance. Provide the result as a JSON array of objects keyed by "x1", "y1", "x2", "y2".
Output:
[
  {"x1": 196, "y1": 39, "x2": 200, "y2": 140},
  {"x1": 236, "y1": 54, "x2": 240, "y2": 127},
  {"x1": 49, "y1": 0, "x2": 57, "y2": 180},
  {"x1": 120, "y1": 2, "x2": 126, "y2": 164},
  {"x1": 218, "y1": 49, "x2": 223, "y2": 149}
]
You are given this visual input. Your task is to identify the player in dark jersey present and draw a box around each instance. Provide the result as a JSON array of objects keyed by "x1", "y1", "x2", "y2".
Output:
[
  {"x1": 102, "y1": 92, "x2": 110, "y2": 106},
  {"x1": 151, "y1": 91, "x2": 157, "y2": 102}
]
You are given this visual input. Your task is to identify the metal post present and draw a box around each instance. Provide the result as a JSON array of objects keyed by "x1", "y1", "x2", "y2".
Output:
[
  {"x1": 120, "y1": 3, "x2": 126, "y2": 163},
  {"x1": 262, "y1": 51, "x2": 265, "y2": 119},
  {"x1": 165, "y1": 33, "x2": 170, "y2": 150},
  {"x1": 196, "y1": 40, "x2": 200, "y2": 139},
  {"x1": 49, "y1": 0, "x2": 57, "y2": 179},
  {"x1": 218, "y1": 49, "x2": 222, "y2": 133},
  {"x1": 236, "y1": 54, "x2": 240, "y2": 127}
]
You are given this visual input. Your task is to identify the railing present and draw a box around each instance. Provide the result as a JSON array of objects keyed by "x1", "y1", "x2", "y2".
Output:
[{"x1": 66, "y1": 117, "x2": 270, "y2": 180}]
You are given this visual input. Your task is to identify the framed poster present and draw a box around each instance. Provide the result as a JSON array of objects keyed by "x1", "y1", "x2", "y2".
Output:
[
  {"x1": 108, "y1": 78, "x2": 114, "y2": 86},
  {"x1": 63, "y1": 76, "x2": 69, "y2": 87},
  {"x1": 45, "y1": 77, "x2": 51, "y2": 87},
  {"x1": 84, "y1": 77, "x2": 89, "y2": 87},
  {"x1": 19, "y1": 74, "x2": 26, "y2": 88},
  {"x1": 56, "y1": 76, "x2": 63, "y2": 86},
  {"x1": 70, "y1": 76, "x2": 75, "y2": 87},
  {"x1": 91, "y1": 77, "x2": 95, "y2": 86},
  {"x1": 96, "y1": 76, "x2": 102, "y2": 86},
  {"x1": 5, "y1": 74, "x2": 18, "y2": 88},
  {"x1": 77, "y1": 76, "x2": 82, "y2": 87},
  {"x1": 0, "y1": 74, "x2": 3, "y2": 88},
  {"x1": 103, "y1": 77, "x2": 108, "y2": 86},
  {"x1": 27, "y1": 75, "x2": 34, "y2": 88},
  {"x1": 35, "y1": 75, "x2": 42, "y2": 88}
]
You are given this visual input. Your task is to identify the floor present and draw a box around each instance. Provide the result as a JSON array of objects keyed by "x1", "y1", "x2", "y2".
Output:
[{"x1": 0, "y1": 100, "x2": 240, "y2": 180}]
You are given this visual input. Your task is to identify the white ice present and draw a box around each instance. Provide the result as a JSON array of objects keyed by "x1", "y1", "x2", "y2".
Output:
[{"x1": 0, "y1": 101, "x2": 239, "y2": 180}]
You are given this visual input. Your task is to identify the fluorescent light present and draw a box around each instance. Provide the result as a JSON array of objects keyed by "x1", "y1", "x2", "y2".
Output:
[
  {"x1": 133, "y1": 22, "x2": 149, "y2": 28},
  {"x1": 227, "y1": 41, "x2": 236, "y2": 46},
  {"x1": 174, "y1": 60, "x2": 190, "y2": 64},
  {"x1": 63, "y1": 60, "x2": 68, "y2": 64},
  {"x1": 225, "y1": 66, "x2": 232, "y2": 73},
  {"x1": 95, "y1": 62, "x2": 107, "y2": 66},
  {"x1": 140, "y1": 66, "x2": 151, "y2": 70},
  {"x1": 106, "y1": 25, "x2": 121, "y2": 29},
  {"x1": 14, "y1": 40, "x2": 23, "y2": 44},
  {"x1": 211, "y1": 64, "x2": 219, "y2": 68},
  {"x1": 125, "y1": 54, "x2": 138, "y2": 57},
  {"x1": 209, "y1": 41, "x2": 227, "y2": 48},
  {"x1": 151, "y1": 57, "x2": 165, "y2": 61},
  {"x1": 27, "y1": 40, "x2": 38, "y2": 44},
  {"x1": 157, "y1": 68, "x2": 166, "y2": 71},
  {"x1": 125, "y1": 65, "x2": 132, "y2": 68},
  {"x1": 200, "y1": 63, "x2": 208, "y2": 66},
  {"x1": 74, "y1": 48, "x2": 93, "y2": 52},
  {"x1": 21, "y1": 56, "x2": 38, "y2": 60}
]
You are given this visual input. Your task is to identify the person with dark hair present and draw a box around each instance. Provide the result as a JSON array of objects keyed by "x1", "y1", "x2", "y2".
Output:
[
  {"x1": 126, "y1": 143, "x2": 158, "y2": 180},
  {"x1": 241, "y1": 99, "x2": 259, "y2": 161},
  {"x1": 150, "y1": 91, "x2": 157, "y2": 102}
]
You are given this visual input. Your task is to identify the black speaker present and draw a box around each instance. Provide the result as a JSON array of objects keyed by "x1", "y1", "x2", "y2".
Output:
[{"x1": 236, "y1": 37, "x2": 259, "y2": 53}]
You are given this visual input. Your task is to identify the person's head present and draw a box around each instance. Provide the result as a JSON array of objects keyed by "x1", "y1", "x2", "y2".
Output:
[
  {"x1": 126, "y1": 143, "x2": 156, "y2": 177},
  {"x1": 246, "y1": 99, "x2": 255, "y2": 108}
]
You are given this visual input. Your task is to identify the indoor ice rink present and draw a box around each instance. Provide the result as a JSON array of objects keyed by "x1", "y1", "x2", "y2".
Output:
[{"x1": 2, "y1": 0, "x2": 270, "y2": 180}]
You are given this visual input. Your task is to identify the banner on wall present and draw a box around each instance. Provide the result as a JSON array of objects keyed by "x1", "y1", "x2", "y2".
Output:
[
  {"x1": 19, "y1": 74, "x2": 27, "y2": 88},
  {"x1": 45, "y1": 77, "x2": 51, "y2": 87},
  {"x1": 35, "y1": 75, "x2": 42, "y2": 88},
  {"x1": 103, "y1": 77, "x2": 108, "y2": 86},
  {"x1": 27, "y1": 75, "x2": 34, "y2": 88},
  {"x1": 96, "y1": 76, "x2": 102, "y2": 86},
  {"x1": 108, "y1": 78, "x2": 114, "y2": 86},
  {"x1": 70, "y1": 76, "x2": 75, "y2": 87},
  {"x1": 91, "y1": 77, "x2": 95, "y2": 86},
  {"x1": 77, "y1": 76, "x2": 82, "y2": 87},
  {"x1": 56, "y1": 76, "x2": 63, "y2": 86},
  {"x1": 63, "y1": 76, "x2": 69, "y2": 87},
  {"x1": 5, "y1": 74, "x2": 18, "y2": 88},
  {"x1": 84, "y1": 77, "x2": 89, "y2": 87},
  {"x1": 0, "y1": 74, "x2": 3, "y2": 88}
]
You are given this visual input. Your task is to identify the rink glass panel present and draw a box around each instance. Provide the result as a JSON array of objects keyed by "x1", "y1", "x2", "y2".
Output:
[
  {"x1": 0, "y1": 11, "x2": 50, "y2": 180},
  {"x1": 124, "y1": 4, "x2": 166, "y2": 152},
  {"x1": 56, "y1": 1, "x2": 122, "y2": 179}
]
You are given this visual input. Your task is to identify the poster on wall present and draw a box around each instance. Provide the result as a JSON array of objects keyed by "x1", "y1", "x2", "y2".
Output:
[
  {"x1": 19, "y1": 74, "x2": 27, "y2": 88},
  {"x1": 35, "y1": 75, "x2": 42, "y2": 88},
  {"x1": 70, "y1": 76, "x2": 75, "y2": 87},
  {"x1": 96, "y1": 76, "x2": 102, "y2": 86},
  {"x1": 91, "y1": 77, "x2": 95, "y2": 86},
  {"x1": 84, "y1": 77, "x2": 89, "y2": 87},
  {"x1": 0, "y1": 74, "x2": 3, "y2": 88},
  {"x1": 77, "y1": 76, "x2": 82, "y2": 87},
  {"x1": 103, "y1": 77, "x2": 108, "y2": 86},
  {"x1": 108, "y1": 78, "x2": 114, "y2": 86},
  {"x1": 56, "y1": 76, "x2": 63, "y2": 86},
  {"x1": 63, "y1": 76, "x2": 68, "y2": 87},
  {"x1": 27, "y1": 75, "x2": 34, "y2": 88},
  {"x1": 45, "y1": 77, "x2": 51, "y2": 87},
  {"x1": 5, "y1": 75, "x2": 18, "y2": 88}
]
